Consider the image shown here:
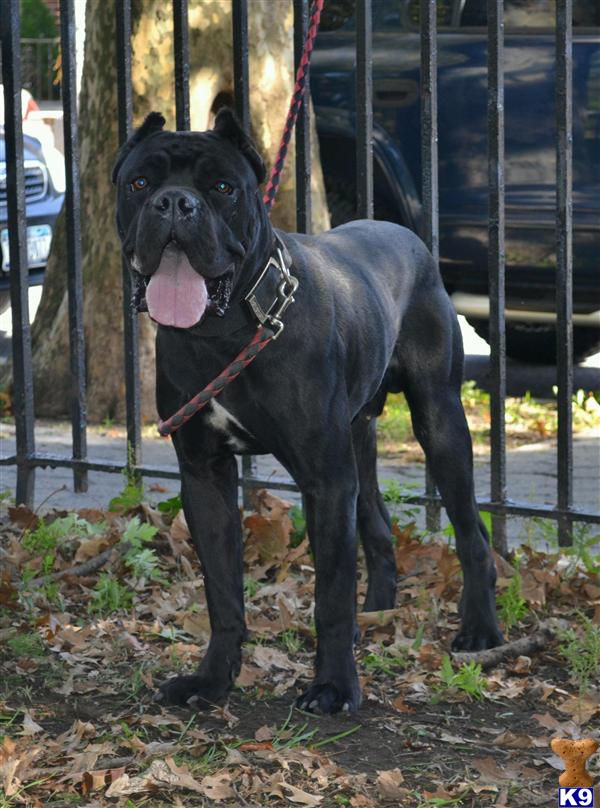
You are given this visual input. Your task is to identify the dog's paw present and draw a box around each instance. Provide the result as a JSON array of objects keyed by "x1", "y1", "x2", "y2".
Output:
[
  {"x1": 296, "y1": 680, "x2": 362, "y2": 715},
  {"x1": 451, "y1": 625, "x2": 504, "y2": 652},
  {"x1": 157, "y1": 674, "x2": 229, "y2": 709}
]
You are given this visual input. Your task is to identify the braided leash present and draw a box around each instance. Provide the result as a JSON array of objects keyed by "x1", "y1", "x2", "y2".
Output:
[
  {"x1": 158, "y1": 327, "x2": 274, "y2": 436},
  {"x1": 158, "y1": 1, "x2": 324, "y2": 437},
  {"x1": 263, "y1": 0, "x2": 325, "y2": 212}
]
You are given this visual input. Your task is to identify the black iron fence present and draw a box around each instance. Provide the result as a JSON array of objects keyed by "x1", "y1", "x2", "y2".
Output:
[
  {"x1": 22, "y1": 38, "x2": 60, "y2": 102},
  {"x1": 0, "y1": 38, "x2": 60, "y2": 102},
  {"x1": 1, "y1": 0, "x2": 598, "y2": 554}
]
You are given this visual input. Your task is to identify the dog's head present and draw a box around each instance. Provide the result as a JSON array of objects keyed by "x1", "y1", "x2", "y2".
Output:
[{"x1": 112, "y1": 109, "x2": 269, "y2": 328}]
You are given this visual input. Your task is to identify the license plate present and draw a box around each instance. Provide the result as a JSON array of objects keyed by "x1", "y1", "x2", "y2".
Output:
[{"x1": 1, "y1": 224, "x2": 52, "y2": 270}]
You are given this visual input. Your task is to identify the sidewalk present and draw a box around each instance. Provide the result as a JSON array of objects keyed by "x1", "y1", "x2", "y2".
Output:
[{"x1": 1, "y1": 419, "x2": 598, "y2": 548}]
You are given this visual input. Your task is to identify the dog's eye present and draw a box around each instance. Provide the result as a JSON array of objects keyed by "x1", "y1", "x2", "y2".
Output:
[
  {"x1": 213, "y1": 180, "x2": 233, "y2": 195},
  {"x1": 131, "y1": 177, "x2": 148, "y2": 191}
]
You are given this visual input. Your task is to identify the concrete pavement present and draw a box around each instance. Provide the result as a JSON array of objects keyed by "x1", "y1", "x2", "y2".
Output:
[
  {"x1": 0, "y1": 297, "x2": 598, "y2": 547},
  {"x1": 0, "y1": 417, "x2": 598, "y2": 548}
]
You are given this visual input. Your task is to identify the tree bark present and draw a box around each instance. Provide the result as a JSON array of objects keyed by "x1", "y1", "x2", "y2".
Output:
[{"x1": 28, "y1": 0, "x2": 330, "y2": 422}]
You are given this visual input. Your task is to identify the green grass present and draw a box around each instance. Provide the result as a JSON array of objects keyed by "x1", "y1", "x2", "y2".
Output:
[
  {"x1": 109, "y1": 446, "x2": 145, "y2": 512},
  {"x1": 362, "y1": 644, "x2": 409, "y2": 676},
  {"x1": 559, "y1": 613, "x2": 600, "y2": 698},
  {"x1": 89, "y1": 574, "x2": 133, "y2": 614},
  {"x1": 21, "y1": 514, "x2": 105, "y2": 586},
  {"x1": 157, "y1": 494, "x2": 182, "y2": 519},
  {"x1": 289, "y1": 505, "x2": 307, "y2": 547},
  {"x1": 267, "y1": 706, "x2": 361, "y2": 751},
  {"x1": 497, "y1": 554, "x2": 529, "y2": 634},
  {"x1": 377, "y1": 392, "x2": 413, "y2": 447},
  {"x1": 278, "y1": 629, "x2": 302, "y2": 655},
  {"x1": 377, "y1": 383, "x2": 600, "y2": 455},
  {"x1": 121, "y1": 517, "x2": 163, "y2": 582},
  {"x1": 435, "y1": 656, "x2": 488, "y2": 701},
  {"x1": 523, "y1": 518, "x2": 600, "y2": 576},
  {"x1": 7, "y1": 632, "x2": 45, "y2": 658},
  {"x1": 243, "y1": 577, "x2": 262, "y2": 599},
  {"x1": 108, "y1": 481, "x2": 144, "y2": 513},
  {"x1": 381, "y1": 479, "x2": 421, "y2": 528}
]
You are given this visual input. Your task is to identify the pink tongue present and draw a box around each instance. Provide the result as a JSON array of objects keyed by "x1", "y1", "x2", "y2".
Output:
[{"x1": 146, "y1": 245, "x2": 208, "y2": 328}]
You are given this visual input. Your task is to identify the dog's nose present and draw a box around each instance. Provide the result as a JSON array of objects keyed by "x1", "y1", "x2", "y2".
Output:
[{"x1": 152, "y1": 189, "x2": 199, "y2": 216}]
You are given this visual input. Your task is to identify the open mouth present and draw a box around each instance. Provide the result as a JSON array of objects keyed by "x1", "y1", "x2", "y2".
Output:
[{"x1": 131, "y1": 243, "x2": 234, "y2": 328}]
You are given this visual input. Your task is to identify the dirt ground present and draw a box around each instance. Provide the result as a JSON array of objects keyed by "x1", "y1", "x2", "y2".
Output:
[{"x1": 1, "y1": 490, "x2": 599, "y2": 806}]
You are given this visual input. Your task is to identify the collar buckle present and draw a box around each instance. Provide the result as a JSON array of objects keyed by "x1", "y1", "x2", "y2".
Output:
[{"x1": 243, "y1": 237, "x2": 298, "y2": 340}]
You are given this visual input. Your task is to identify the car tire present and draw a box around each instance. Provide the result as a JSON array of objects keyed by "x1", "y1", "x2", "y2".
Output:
[
  {"x1": 467, "y1": 319, "x2": 600, "y2": 365},
  {"x1": 325, "y1": 178, "x2": 400, "y2": 228},
  {"x1": 0, "y1": 292, "x2": 10, "y2": 317},
  {"x1": 326, "y1": 179, "x2": 358, "y2": 227}
]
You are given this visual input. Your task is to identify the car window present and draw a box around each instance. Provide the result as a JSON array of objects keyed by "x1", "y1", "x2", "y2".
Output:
[
  {"x1": 371, "y1": 1, "x2": 455, "y2": 29},
  {"x1": 327, "y1": 0, "x2": 600, "y2": 32},
  {"x1": 460, "y1": 0, "x2": 600, "y2": 28}
]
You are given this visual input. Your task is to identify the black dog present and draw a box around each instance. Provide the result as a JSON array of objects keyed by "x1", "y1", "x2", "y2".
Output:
[{"x1": 113, "y1": 108, "x2": 503, "y2": 714}]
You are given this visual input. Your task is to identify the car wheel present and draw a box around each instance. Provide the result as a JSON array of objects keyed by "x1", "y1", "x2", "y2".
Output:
[
  {"x1": 325, "y1": 178, "x2": 400, "y2": 228},
  {"x1": 0, "y1": 292, "x2": 10, "y2": 317},
  {"x1": 467, "y1": 319, "x2": 600, "y2": 365},
  {"x1": 326, "y1": 179, "x2": 358, "y2": 227}
]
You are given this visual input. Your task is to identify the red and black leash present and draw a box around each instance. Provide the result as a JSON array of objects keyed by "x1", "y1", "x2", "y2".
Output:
[
  {"x1": 263, "y1": 0, "x2": 325, "y2": 212},
  {"x1": 158, "y1": 0, "x2": 325, "y2": 437},
  {"x1": 158, "y1": 327, "x2": 273, "y2": 436}
]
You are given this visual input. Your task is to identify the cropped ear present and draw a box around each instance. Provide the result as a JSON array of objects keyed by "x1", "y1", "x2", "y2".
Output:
[
  {"x1": 213, "y1": 107, "x2": 266, "y2": 183},
  {"x1": 111, "y1": 112, "x2": 166, "y2": 184}
]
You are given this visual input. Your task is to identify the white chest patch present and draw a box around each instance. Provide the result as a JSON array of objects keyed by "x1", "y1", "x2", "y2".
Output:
[{"x1": 206, "y1": 400, "x2": 254, "y2": 451}]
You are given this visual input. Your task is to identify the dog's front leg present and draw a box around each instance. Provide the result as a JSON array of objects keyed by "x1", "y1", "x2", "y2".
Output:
[
  {"x1": 159, "y1": 451, "x2": 245, "y2": 708},
  {"x1": 296, "y1": 475, "x2": 361, "y2": 714}
]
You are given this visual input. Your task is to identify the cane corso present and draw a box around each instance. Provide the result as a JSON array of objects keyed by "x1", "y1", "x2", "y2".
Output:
[{"x1": 112, "y1": 108, "x2": 503, "y2": 714}]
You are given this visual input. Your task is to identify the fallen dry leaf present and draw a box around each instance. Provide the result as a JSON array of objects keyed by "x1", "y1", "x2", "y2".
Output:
[
  {"x1": 557, "y1": 694, "x2": 600, "y2": 724},
  {"x1": 21, "y1": 712, "x2": 43, "y2": 736},
  {"x1": 8, "y1": 505, "x2": 38, "y2": 530},
  {"x1": 533, "y1": 712, "x2": 577, "y2": 736},
  {"x1": 357, "y1": 608, "x2": 403, "y2": 629},
  {"x1": 199, "y1": 771, "x2": 236, "y2": 801},
  {"x1": 105, "y1": 758, "x2": 205, "y2": 797},
  {"x1": 493, "y1": 729, "x2": 547, "y2": 749},
  {"x1": 376, "y1": 767, "x2": 405, "y2": 800},
  {"x1": 255, "y1": 724, "x2": 276, "y2": 741},
  {"x1": 81, "y1": 766, "x2": 126, "y2": 794},
  {"x1": 281, "y1": 782, "x2": 323, "y2": 805}
]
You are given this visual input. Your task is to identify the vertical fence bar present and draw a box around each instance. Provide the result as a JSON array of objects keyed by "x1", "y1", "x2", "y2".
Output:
[
  {"x1": 295, "y1": 0, "x2": 311, "y2": 519},
  {"x1": 47, "y1": 41, "x2": 52, "y2": 100},
  {"x1": 116, "y1": 0, "x2": 142, "y2": 478},
  {"x1": 420, "y1": 0, "x2": 441, "y2": 532},
  {"x1": 173, "y1": 0, "x2": 191, "y2": 131},
  {"x1": 1, "y1": 0, "x2": 36, "y2": 506},
  {"x1": 232, "y1": 0, "x2": 254, "y2": 505},
  {"x1": 294, "y1": 0, "x2": 312, "y2": 233},
  {"x1": 356, "y1": 0, "x2": 373, "y2": 219},
  {"x1": 556, "y1": 0, "x2": 574, "y2": 546},
  {"x1": 60, "y1": 0, "x2": 88, "y2": 494},
  {"x1": 232, "y1": 0, "x2": 250, "y2": 134},
  {"x1": 36, "y1": 41, "x2": 42, "y2": 98},
  {"x1": 487, "y1": 0, "x2": 507, "y2": 554}
]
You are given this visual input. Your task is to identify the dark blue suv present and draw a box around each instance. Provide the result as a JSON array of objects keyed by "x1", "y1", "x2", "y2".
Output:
[
  {"x1": 312, "y1": 0, "x2": 600, "y2": 363},
  {"x1": 0, "y1": 131, "x2": 63, "y2": 314}
]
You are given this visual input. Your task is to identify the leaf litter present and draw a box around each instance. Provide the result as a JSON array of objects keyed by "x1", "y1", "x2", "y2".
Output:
[{"x1": 0, "y1": 490, "x2": 599, "y2": 806}]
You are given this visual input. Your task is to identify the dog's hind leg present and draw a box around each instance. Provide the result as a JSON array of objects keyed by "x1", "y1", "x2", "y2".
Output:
[
  {"x1": 352, "y1": 413, "x2": 397, "y2": 612},
  {"x1": 395, "y1": 286, "x2": 504, "y2": 651}
]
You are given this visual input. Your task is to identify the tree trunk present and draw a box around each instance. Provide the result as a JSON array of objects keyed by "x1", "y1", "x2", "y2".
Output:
[{"x1": 29, "y1": 0, "x2": 330, "y2": 422}]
